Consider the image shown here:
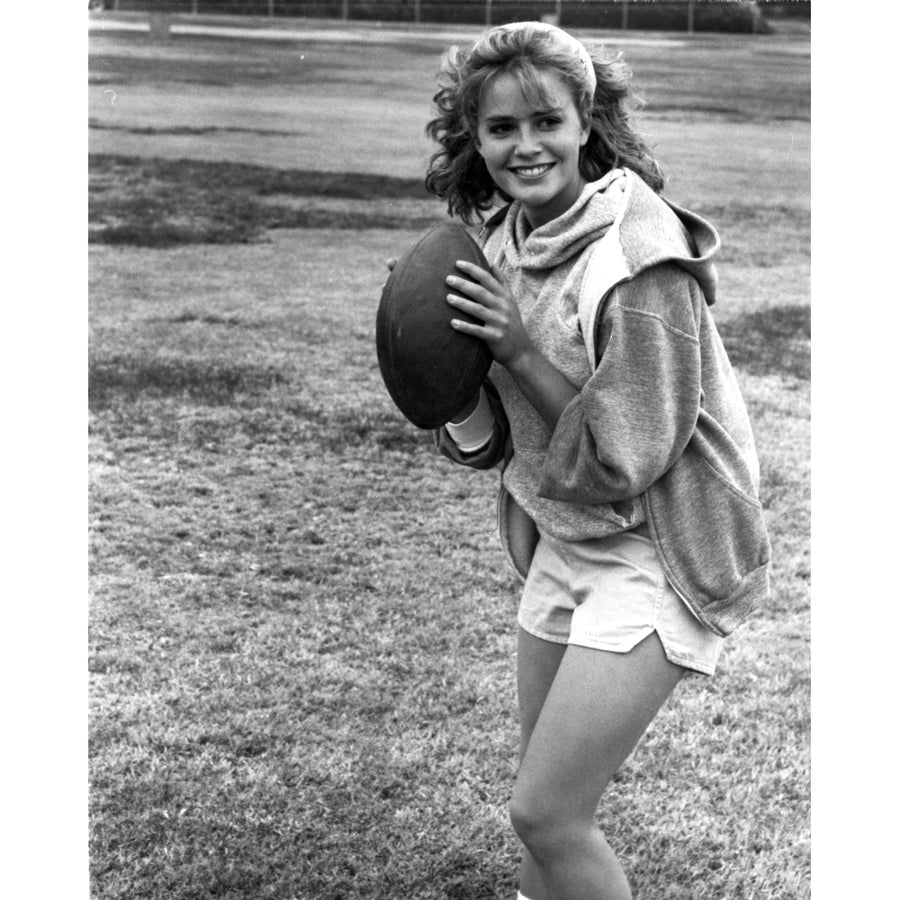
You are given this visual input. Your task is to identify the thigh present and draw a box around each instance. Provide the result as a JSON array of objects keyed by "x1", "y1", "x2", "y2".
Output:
[
  {"x1": 514, "y1": 631, "x2": 684, "y2": 822},
  {"x1": 517, "y1": 626, "x2": 568, "y2": 763}
]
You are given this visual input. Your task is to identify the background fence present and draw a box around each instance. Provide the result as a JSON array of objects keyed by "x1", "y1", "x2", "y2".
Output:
[{"x1": 92, "y1": 1, "x2": 811, "y2": 34}]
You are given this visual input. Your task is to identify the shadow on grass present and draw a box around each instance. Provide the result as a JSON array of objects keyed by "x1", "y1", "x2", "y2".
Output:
[
  {"x1": 91, "y1": 154, "x2": 432, "y2": 200},
  {"x1": 89, "y1": 352, "x2": 427, "y2": 453},
  {"x1": 161, "y1": 312, "x2": 246, "y2": 328},
  {"x1": 89, "y1": 355, "x2": 287, "y2": 408},
  {"x1": 90, "y1": 120, "x2": 302, "y2": 138},
  {"x1": 90, "y1": 154, "x2": 446, "y2": 247}
]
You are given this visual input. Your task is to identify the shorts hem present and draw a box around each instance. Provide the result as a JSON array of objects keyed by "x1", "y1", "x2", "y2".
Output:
[
  {"x1": 659, "y1": 647, "x2": 718, "y2": 677},
  {"x1": 517, "y1": 616, "x2": 569, "y2": 646},
  {"x1": 531, "y1": 623, "x2": 721, "y2": 677},
  {"x1": 566, "y1": 627, "x2": 654, "y2": 656}
]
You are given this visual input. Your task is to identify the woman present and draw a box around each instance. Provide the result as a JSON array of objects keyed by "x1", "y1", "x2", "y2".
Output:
[{"x1": 417, "y1": 21, "x2": 770, "y2": 900}]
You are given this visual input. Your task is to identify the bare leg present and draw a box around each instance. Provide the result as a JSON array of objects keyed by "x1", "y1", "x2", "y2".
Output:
[
  {"x1": 512, "y1": 630, "x2": 683, "y2": 900},
  {"x1": 516, "y1": 627, "x2": 567, "y2": 900}
]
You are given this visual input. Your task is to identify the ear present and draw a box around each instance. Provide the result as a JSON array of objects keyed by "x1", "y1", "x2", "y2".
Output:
[{"x1": 579, "y1": 122, "x2": 590, "y2": 147}]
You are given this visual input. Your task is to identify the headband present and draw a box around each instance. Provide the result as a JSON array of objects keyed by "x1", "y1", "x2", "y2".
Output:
[{"x1": 489, "y1": 21, "x2": 597, "y2": 96}]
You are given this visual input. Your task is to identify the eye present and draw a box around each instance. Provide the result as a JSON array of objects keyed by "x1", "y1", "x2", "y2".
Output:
[
  {"x1": 488, "y1": 122, "x2": 513, "y2": 136},
  {"x1": 539, "y1": 116, "x2": 562, "y2": 129}
]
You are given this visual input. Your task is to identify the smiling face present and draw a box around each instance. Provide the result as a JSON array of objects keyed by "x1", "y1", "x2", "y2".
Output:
[{"x1": 474, "y1": 68, "x2": 590, "y2": 229}]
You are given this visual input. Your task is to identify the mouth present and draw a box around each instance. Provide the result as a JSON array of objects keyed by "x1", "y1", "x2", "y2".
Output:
[{"x1": 508, "y1": 163, "x2": 556, "y2": 180}]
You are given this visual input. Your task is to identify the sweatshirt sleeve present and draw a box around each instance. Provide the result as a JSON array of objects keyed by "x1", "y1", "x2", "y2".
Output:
[
  {"x1": 538, "y1": 263, "x2": 703, "y2": 504},
  {"x1": 433, "y1": 377, "x2": 510, "y2": 471}
]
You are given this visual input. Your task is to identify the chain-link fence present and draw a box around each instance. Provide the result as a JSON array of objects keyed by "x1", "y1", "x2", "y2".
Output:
[{"x1": 91, "y1": 1, "x2": 810, "y2": 34}]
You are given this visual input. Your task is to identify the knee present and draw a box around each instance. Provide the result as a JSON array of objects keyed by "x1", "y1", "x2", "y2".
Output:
[{"x1": 509, "y1": 789, "x2": 578, "y2": 859}]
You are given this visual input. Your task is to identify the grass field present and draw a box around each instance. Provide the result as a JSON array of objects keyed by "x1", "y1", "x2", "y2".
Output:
[{"x1": 89, "y1": 20, "x2": 810, "y2": 900}]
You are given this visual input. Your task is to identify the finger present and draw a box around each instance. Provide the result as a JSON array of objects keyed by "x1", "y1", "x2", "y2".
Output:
[
  {"x1": 449, "y1": 316, "x2": 488, "y2": 337},
  {"x1": 446, "y1": 274, "x2": 496, "y2": 306},
  {"x1": 446, "y1": 293, "x2": 490, "y2": 321},
  {"x1": 454, "y1": 259, "x2": 498, "y2": 287}
]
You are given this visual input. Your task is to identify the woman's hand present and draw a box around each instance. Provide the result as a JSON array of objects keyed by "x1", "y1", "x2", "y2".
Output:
[
  {"x1": 445, "y1": 260, "x2": 534, "y2": 368},
  {"x1": 381, "y1": 257, "x2": 398, "y2": 289},
  {"x1": 447, "y1": 260, "x2": 579, "y2": 429}
]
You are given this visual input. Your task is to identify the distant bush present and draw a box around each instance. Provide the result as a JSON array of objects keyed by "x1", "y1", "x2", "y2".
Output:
[
  {"x1": 555, "y1": 2, "x2": 769, "y2": 33},
  {"x1": 758, "y1": 1, "x2": 810, "y2": 20}
]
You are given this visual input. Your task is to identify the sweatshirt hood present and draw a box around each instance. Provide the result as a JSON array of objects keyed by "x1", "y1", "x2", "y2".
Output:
[
  {"x1": 607, "y1": 169, "x2": 721, "y2": 305},
  {"x1": 489, "y1": 168, "x2": 721, "y2": 305},
  {"x1": 497, "y1": 169, "x2": 627, "y2": 271}
]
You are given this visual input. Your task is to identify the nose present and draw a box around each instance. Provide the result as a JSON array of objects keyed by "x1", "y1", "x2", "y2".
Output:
[{"x1": 513, "y1": 125, "x2": 541, "y2": 158}]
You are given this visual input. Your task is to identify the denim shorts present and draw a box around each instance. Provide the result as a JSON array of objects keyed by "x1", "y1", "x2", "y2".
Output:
[{"x1": 517, "y1": 525, "x2": 725, "y2": 676}]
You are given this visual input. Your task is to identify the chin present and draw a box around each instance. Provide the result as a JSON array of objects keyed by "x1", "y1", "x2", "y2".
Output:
[{"x1": 505, "y1": 181, "x2": 558, "y2": 205}]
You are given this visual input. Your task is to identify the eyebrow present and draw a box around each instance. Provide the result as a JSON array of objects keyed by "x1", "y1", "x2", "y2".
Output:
[{"x1": 483, "y1": 106, "x2": 565, "y2": 123}]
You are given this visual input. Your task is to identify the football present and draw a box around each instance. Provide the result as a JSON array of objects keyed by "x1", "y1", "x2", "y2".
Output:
[{"x1": 376, "y1": 223, "x2": 493, "y2": 429}]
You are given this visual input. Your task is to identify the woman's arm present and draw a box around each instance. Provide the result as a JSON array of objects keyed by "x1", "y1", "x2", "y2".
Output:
[
  {"x1": 445, "y1": 259, "x2": 578, "y2": 430},
  {"x1": 502, "y1": 347, "x2": 579, "y2": 430},
  {"x1": 540, "y1": 264, "x2": 704, "y2": 503},
  {"x1": 447, "y1": 258, "x2": 705, "y2": 504},
  {"x1": 433, "y1": 379, "x2": 510, "y2": 470}
]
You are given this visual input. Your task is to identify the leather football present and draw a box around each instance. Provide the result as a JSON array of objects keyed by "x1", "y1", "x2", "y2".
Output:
[{"x1": 376, "y1": 224, "x2": 493, "y2": 429}]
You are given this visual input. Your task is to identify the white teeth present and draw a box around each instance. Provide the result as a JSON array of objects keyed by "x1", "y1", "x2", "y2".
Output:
[{"x1": 513, "y1": 164, "x2": 552, "y2": 177}]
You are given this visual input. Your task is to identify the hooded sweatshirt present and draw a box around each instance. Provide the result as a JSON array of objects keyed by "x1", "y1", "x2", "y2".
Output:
[{"x1": 436, "y1": 168, "x2": 771, "y2": 636}]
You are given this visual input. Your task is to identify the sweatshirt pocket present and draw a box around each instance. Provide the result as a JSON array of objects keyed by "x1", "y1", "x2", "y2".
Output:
[
  {"x1": 692, "y1": 409, "x2": 761, "y2": 503},
  {"x1": 644, "y1": 418, "x2": 771, "y2": 636}
]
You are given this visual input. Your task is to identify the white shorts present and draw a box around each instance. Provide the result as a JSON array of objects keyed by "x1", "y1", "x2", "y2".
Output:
[{"x1": 517, "y1": 525, "x2": 725, "y2": 676}]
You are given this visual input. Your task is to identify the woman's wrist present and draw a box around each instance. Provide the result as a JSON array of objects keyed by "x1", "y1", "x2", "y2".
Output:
[
  {"x1": 503, "y1": 345, "x2": 541, "y2": 381},
  {"x1": 446, "y1": 387, "x2": 495, "y2": 452},
  {"x1": 504, "y1": 348, "x2": 578, "y2": 429},
  {"x1": 449, "y1": 391, "x2": 482, "y2": 425}
]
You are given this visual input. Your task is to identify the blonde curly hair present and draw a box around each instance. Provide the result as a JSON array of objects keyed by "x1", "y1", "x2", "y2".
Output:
[{"x1": 424, "y1": 24, "x2": 664, "y2": 224}]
